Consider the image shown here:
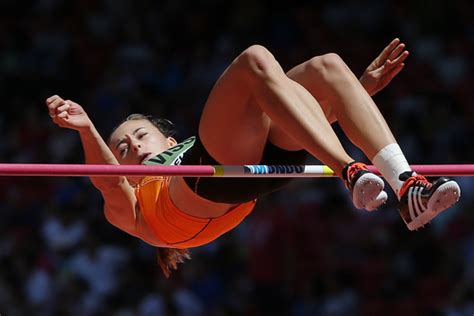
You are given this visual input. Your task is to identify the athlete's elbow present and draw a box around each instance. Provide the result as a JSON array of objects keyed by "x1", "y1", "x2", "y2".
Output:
[{"x1": 103, "y1": 205, "x2": 137, "y2": 233}]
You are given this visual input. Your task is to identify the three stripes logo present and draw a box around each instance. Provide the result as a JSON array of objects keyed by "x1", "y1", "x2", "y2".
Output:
[{"x1": 407, "y1": 186, "x2": 428, "y2": 221}]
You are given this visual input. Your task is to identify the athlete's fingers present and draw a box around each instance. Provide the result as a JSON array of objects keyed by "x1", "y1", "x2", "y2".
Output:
[
  {"x1": 389, "y1": 50, "x2": 409, "y2": 66},
  {"x1": 65, "y1": 100, "x2": 85, "y2": 116},
  {"x1": 372, "y1": 38, "x2": 401, "y2": 68},
  {"x1": 47, "y1": 98, "x2": 65, "y2": 112},
  {"x1": 46, "y1": 95, "x2": 60, "y2": 105},
  {"x1": 56, "y1": 111, "x2": 68, "y2": 119},
  {"x1": 388, "y1": 43, "x2": 406, "y2": 61},
  {"x1": 56, "y1": 102, "x2": 71, "y2": 113},
  {"x1": 382, "y1": 51, "x2": 409, "y2": 75},
  {"x1": 47, "y1": 99, "x2": 67, "y2": 118},
  {"x1": 65, "y1": 100, "x2": 80, "y2": 108}
]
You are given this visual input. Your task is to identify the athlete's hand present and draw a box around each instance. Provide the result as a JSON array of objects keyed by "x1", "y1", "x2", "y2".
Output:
[
  {"x1": 360, "y1": 38, "x2": 409, "y2": 96},
  {"x1": 46, "y1": 95, "x2": 93, "y2": 132}
]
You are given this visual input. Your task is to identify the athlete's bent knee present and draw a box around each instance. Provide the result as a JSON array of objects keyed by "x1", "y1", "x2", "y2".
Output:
[
  {"x1": 308, "y1": 53, "x2": 347, "y2": 78},
  {"x1": 236, "y1": 45, "x2": 278, "y2": 79}
]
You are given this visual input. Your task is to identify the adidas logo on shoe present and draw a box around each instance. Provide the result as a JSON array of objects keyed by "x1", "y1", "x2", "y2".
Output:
[{"x1": 398, "y1": 171, "x2": 461, "y2": 230}]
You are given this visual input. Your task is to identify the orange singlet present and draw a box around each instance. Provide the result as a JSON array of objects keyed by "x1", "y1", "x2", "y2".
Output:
[{"x1": 135, "y1": 176, "x2": 256, "y2": 249}]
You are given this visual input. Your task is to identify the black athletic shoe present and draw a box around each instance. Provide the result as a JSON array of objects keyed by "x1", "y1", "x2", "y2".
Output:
[{"x1": 398, "y1": 172, "x2": 461, "y2": 231}]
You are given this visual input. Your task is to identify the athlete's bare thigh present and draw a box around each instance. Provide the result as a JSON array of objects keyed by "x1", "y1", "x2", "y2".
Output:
[
  {"x1": 268, "y1": 57, "x2": 337, "y2": 151},
  {"x1": 286, "y1": 56, "x2": 336, "y2": 123},
  {"x1": 199, "y1": 60, "x2": 271, "y2": 165}
]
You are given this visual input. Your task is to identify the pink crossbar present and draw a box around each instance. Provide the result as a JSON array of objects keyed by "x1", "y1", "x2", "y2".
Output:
[
  {"x1": 0, "y1": 163, "x2": 472, "y2": 177},
  {"x1": 367, "y1": 164, "x2": 474, "y2": 177},
  {"x1": 0, "y1": 164, "x2": 216, "y2": 177}
]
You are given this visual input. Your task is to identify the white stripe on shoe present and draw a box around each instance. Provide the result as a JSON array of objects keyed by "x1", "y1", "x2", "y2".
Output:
[{"x1": 402, "y1": 178, "x2": 461, "y2": 231}]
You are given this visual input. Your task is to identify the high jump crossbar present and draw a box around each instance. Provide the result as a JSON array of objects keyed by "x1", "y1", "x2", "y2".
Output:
[{"x1": 0, "y1": 164, "x2": 472, "y2": 177}]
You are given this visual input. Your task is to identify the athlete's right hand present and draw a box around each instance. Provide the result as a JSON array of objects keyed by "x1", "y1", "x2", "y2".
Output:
[
  {"x1": 46, "y1": 95, "x2": 93, "y2": 132},
  {"x1": 360, "y1": 38, "x2": 409, "y2": 96}
]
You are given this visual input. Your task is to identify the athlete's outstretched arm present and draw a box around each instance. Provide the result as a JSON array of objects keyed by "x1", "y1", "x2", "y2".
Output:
[
  {"x1": 360, "y1": 38, "x2": 409, "y2": 96},
  {"x1": 46, "y1": 95, "x2": 138, "y2": 233}
]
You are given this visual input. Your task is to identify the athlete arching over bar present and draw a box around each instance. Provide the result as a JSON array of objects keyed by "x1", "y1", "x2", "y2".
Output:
[{"x1": 46, "y1": 39, "x2": 460, "y2": 277}]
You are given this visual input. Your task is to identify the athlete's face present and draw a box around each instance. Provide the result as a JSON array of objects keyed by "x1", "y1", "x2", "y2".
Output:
[{"x1": 109, "y1": 119, "x2": 177, "y2": 165}]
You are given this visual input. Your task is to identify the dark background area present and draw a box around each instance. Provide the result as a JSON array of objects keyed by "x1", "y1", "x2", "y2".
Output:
[{"x1": 0, "y1": 0, "x2": 473, "y2": 315}]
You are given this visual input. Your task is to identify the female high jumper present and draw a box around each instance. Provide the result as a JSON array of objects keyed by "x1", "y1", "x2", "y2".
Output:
[{"x1": 46, "y1": 39, "x2": 460, "y2": 277}]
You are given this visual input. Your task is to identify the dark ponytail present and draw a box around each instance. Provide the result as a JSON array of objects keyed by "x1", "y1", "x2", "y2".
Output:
[{"x1": 157, "y1": 247, "x2": 191, "y2": 278}]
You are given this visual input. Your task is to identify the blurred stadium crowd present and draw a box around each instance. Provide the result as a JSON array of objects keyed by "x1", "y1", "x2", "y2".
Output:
[{"x1": 0, "y1": 0, "x2": 473, "y2": 315}]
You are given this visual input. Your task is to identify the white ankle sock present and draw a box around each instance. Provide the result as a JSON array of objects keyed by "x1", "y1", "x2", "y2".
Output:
[{"x1": 372, "y1": 143, "x2": 412, "y2": 199}]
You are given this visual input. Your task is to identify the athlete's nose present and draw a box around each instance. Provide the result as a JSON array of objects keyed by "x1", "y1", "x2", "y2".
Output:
[{"x1": 131, "y1": 140, "x2": 142, "y2": 152}]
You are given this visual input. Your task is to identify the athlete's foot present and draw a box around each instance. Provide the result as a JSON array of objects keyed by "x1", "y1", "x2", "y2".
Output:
[
  {"x1": 398, "y1": 172, "x2": 461, "y2": 231},
  {"x1": 343, "y1": 162, "x2": 388, "y2": 211}
]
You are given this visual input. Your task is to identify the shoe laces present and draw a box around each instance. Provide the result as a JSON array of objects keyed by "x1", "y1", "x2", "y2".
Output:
[
  {"x1": 347, "y1": 162, "x2": 368, "y2": 179},
  {"x1": 399, "y1": 174, "x2": 431, "y2": 197},
  {"x1": 344, "y1": 162, "x2": 368, "y2": 188}
]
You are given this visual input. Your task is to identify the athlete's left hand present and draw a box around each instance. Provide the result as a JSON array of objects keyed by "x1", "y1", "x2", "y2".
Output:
[{"x1": 360, "y1": 38, "x2": 409, "y2": 96}]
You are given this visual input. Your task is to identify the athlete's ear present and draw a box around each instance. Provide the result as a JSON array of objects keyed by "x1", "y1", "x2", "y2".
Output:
[{"x1": 167, "y1": 137, "x2": 177, "y2": 147}]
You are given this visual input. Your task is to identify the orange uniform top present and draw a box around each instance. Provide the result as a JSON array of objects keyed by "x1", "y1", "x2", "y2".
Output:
[{"x1": 135, "y1": 176, "x2": 256, "y2": 249}]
